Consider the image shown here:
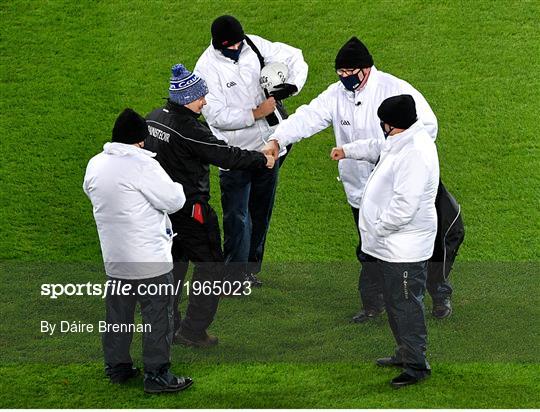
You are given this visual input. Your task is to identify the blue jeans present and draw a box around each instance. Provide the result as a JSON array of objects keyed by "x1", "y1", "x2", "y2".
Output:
[{"x1": 219, "y1": 165, "x2": 279, "y2": 276}]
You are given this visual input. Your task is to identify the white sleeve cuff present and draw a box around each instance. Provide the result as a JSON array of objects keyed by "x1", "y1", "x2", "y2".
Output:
[
  {"x1": 342, "y1": 142, "x2": 358, "y2": 159},
  {"x1": 246, "y1": 109, "x2": 256, "y2": 127}
]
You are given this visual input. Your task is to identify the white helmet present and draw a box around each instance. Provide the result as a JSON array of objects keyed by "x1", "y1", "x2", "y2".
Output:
[{"x1": 259, "y1": 62, "x2": 289, "y2": 93}]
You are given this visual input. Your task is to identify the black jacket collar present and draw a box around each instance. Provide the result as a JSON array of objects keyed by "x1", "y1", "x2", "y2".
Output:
[{"x1": 166, "y1": 99, "x2": 200, "y2": 118}]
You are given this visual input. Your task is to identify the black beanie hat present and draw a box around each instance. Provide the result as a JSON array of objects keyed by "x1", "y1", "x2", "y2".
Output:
[
  {"x1": 377, "y1": 95, "x2": 418, "y2": 129},
  {"x1": 335, "y1": 36, "x2": 374, "y2": 70},
  {"x1": 211, "y1": 15, "x2": 245, "y2": 49},
  {"x1": 112, "y1": 108, "x2": 149, "y2": 144}
]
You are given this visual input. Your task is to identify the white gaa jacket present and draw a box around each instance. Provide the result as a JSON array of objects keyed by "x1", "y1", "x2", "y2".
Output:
[
  {"x1": 83, "y1": 142, "x2": 186, "y2": 279},
  {"x1": 194, "y1": 34, "x2": 308, "y2": 151},
  {"x1": 269, "y1": 66, "x2": 437, "y2": 208},
  {"x1": 342, "y1": 121, "x2": 440, "y2": 262}
]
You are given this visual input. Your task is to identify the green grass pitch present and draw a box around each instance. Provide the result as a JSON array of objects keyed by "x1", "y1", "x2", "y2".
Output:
[{"x1": 1, "y1": 0, "x2": 539, "y2": 408}]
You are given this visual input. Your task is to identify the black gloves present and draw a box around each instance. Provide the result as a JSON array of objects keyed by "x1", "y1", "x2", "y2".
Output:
[{"x1": 269, "y1": 83, "x2": 298, "y2": 100}]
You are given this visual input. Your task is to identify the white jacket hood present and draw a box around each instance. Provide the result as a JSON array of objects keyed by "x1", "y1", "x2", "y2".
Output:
[{"x1": 103, "y1": 141, "x2": 156, "y2": 157}]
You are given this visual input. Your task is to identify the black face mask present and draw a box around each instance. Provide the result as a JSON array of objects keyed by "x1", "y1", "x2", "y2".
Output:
[
  {"x1": 221, "y1": 42, "x2": 243, "y2": 62},
  {"x1": 339, "y1": 73, "x2": 361, "y2": 91},
  {"x1": 339, "y1": 69, "x2": 365, "y2": 92},
  {"x1": 380, "y1": 120, "x2": 394, "y2": 139}
]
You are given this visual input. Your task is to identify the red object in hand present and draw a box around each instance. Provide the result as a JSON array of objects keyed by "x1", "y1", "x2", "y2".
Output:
[{"x1": 192, "y1": 203, "x2": 204, "y2": 224}]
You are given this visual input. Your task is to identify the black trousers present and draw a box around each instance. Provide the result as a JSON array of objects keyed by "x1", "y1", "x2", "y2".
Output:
[
  {"x1": 379, "y1": 260, "x2": 431, "y2": 378},
  {"x1": 103, "y1": 271, "x2": 174, "y2": 375},
  {"x1": 351, "y1": 207, "x2": 385, "y2": 312},
  {"x1": 170, "y1": 202, "x2": 224, "y2": 339},
  {"x1": 351, "y1": 207, "x2": 452, "y2": 309}
]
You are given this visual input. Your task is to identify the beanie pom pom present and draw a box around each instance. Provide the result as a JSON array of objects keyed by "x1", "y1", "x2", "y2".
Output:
[
  {"x1": 169, "y1": 63, "x2": 209, "y2": 105},
  {"x1": 171, "y1": 63, "x2": 188, "y2": 78}
]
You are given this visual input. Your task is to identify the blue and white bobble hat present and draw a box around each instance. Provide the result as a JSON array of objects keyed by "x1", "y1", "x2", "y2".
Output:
[{"x1": 169, "y1": 64, "x2": 208, "y2": 105}]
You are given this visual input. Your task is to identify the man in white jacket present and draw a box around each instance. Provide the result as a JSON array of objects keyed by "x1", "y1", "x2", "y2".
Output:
[
  {"x1": 264, "y1": 36, "x2": 443, "y2": 321},
  {"x1": 331, "y1": 95, "x2": 439, "y2": 388},
  {"x1": 195, "y1": 15, "x2": 308, "y2": 287},
  {"x1": 83, "y1": 108, "x2": 192, "y2": 394}
]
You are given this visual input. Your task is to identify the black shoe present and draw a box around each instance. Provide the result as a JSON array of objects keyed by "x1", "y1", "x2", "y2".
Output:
[
  {"x1": 432, "y1": 297, "x2": 452, "y2": 319},
  {"x1": 390, "y1": 371, "x2": 430, "y2": 388},
  {"x1": 174, "y1": 330, "x2": 219, "y2": 348},
  {"x1": 144, "y1": 369, "x2": 193, "y2": 394},
  {"x1": 376, "y1": 356, "x2": 403, "y2": 368},
  {"x1": 352, "y1": 308, "x2": 384, "y2": 323},
  {"x1": 107, "y1": 364, "x2": 141, "y2": 384},
  {"x1": 244, "y1": 272, "x2": 262, "y2": 288}
]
